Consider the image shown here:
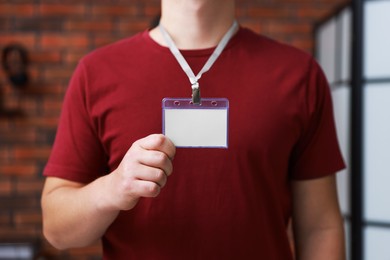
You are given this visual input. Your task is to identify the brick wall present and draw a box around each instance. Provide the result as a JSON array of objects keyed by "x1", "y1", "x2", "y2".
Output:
[{"x1": 0, "y1": 0, "x2": 348, "y2": 259}]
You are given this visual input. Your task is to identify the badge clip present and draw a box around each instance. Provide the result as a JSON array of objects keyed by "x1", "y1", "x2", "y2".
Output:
[{"x1": 191, "y1": 82, "x2": 201, "y2": 104}]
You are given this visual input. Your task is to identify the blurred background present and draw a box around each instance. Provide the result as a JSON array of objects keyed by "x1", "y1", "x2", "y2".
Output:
[{"x1": 1, "y1": 0, "x2": 389, "y2": 259}]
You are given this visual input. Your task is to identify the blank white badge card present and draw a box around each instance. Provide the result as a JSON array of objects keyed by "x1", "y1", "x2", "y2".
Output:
[{"x1": 162, "y1": 98, "x2": 229, "y2": 148}]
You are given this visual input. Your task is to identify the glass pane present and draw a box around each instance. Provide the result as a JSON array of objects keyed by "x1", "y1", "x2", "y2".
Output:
[
  {"x1": 365, "y1": 226, "x2": 390, "y2": 260},
  {"x1": 345, "y1": 221, "x2": 351, "y2": 260},
  {"x1": 364, "y1": 84, "x2": 390, "y2": 222},
  {"x1": 331, "y1": 86, "x2": 351, "y2": 215},
  {"x1": 364, "y1": 1, "x2": 390, "y2": 78},
  {"x1": 316, "y1": 18, "x2": 337, "y2": 84},
  {"x1": 339, "y1": 7, "x2": 352, "y2": 82}
]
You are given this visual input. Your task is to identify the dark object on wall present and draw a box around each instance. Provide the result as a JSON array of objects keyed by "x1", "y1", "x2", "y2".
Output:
[{"x1": 1, "y1": 44, "x2": 30, "y2": 89}]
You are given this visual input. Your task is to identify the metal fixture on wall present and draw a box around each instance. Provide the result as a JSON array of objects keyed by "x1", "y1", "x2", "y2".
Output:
[
  {"x1": 0, "y1": 44, "x2": 30, "y2": 118},
  {"x1": 1, "y1": 44, "x2": 29, "y2": 89}
]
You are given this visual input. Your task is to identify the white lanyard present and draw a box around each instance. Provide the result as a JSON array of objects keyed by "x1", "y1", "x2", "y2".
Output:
[{"x1": 159, "y1": 20, "x2": 239, "y2": 104}]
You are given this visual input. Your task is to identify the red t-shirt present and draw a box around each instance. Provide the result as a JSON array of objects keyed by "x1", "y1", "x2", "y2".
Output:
[{"x1": 44, "y1": 27, "x2": 345, "y2": 259}]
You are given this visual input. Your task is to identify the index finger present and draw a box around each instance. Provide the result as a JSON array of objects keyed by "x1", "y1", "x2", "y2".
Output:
[{"x1": 137, "y1": 134, "x2": 176, "y2": 160}]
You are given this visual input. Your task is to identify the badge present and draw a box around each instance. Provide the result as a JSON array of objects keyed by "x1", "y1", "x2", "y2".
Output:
[{"x1": 162, "y1": 98, "x2": 229, "y2": 148}]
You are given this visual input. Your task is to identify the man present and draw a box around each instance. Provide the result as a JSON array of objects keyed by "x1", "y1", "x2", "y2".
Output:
[{"x1": 41, "y1": 0, "x2": 346, "y2": 259}]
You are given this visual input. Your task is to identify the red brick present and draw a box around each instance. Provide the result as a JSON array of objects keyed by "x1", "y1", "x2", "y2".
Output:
[
  {"x1": 27, "y1": 84, "x2": 66, "y2": 96},
  {"x1": 42, "y1": 99, "x2": 63, "y2": 115},
  {"x1": 39, "y1": 34, "x2": 89, "y2": 49},
  {"x1": 65, "y1": 19, "x2": 114, "y2": 32},
  {"x1": 0, "y1": 17, "x2": 11, "y2": 31},
  {"x1": 282, "y1": 0, "x2": 317, "y2": 2},
  {"x1": 296, "y1": 6, "x2": 332, "y2": 19},
  {"x1": 247, "y1": 7, "x2": 292, "y2": 19},
  {"x1": 267, "y1": 21, "x2": 312, "y2": 35},
  {"x1": 0, "y1": 212, "x2": 11, "y2": 225},
  {"x1": 0, "y1": 123, "x2": 37, "y2": 143},
  {"x1": 235, "y1": 7, "x2": 246, "y2": 18},
  {"x1": 38, "y1": 4, "x2": 87, "y2": 17},
  {"x1": 143, "y1": 5, "x2": 160, "y2": 16},
  {"x1": 28, "y1": 66, "x2": 40, "y2": 81},
  {"x1": 22, "y1": 83, "x2": 67, "y2": 97},
  {"x1": 30, "y1": 51, "x2": 62, "y2": 64},
  {"x1": 0, "y1": 4, "x2": 35, "y2": 17},
  {"x1": 13, "y1": 146, "x2": 51, "y2": 161},
  {"x1": 14, "y1": 211, "x2": 42, "y2": 226},
  {"x1": 93, "y1": 35, "x2": 123, "y2": 48},
  {"x1": 0, "y1": 195, "x2": 40, "y2": 210},
  {"x1": 0, "y1": 148, "x2": 10, "y2": 161},
  {"x1": 0, "y1": 120, "x2": 11, "y2": 132},
  {"x1": 68, "y1": 241, "x2": 102, "y2": 257},
  {"x1": 0, "y1": 163, "x2": 38, "y2": 177},
  {"x1": 91, "y1": 5, "x2": 139, "y2": 17},
  {"x1": 0, "y1": 178, "x2": 12, "y2": 195},
  {"x1": 117, "y1": 19, "x2": 150, "y2": 34},
  {"x1": 30, "y1": 115, "x2": 60, "y2": 129},
  {"x1": 64, "y1": 51, "x2": 87, "y2": 65},
  {"x1": 12, "y1": 16, "x2": 64, "y2": 32},
  {"x1": 290, "y1": 36, "x2": 315, "y2": 52},
  {"x1": 18, "y1": 99, "x2": 39, "y2": 114},
  {"x1": 41, "y1": 242, "x2": 68, "y2": 259},
  {"x1": 239, "y1": 20, "x2": 263, "y2": 34},
  {"x1": 15, "y1": 178, "x2": 44, "y2": 195},
  {"x1": 0, "y1": 69, "x2": 6, "y2": 81},
  {"x1": 0, "y1": 33, "x2": 36, "y2": 48},
  {"x1": 0, "y1": 226, "x2": 38, "y2": 239},
  {"x1": 42, "y1": 66, "x2": 75, "y2": 81},
  {"x1": 2, "y1": 80, "x2": 14, "y2": 94}
]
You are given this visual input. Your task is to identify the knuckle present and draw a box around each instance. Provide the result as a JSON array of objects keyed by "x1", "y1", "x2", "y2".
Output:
[
  {"x1": 165, "y1": 167, "x2": 173, "y2": 177},
  {"x1": 121, "y1": 162, "x2": 138, "y2": 177},
  {"x1": 171, "y1": 145, "x2": 176, "y2": 158},
  {"x1": 148, "y1": 183, "x2": 161, "y2": 197},
  {"x1": 166, "y1": 137, "x2": 176, "y2": 152},
  {"x1": 165, "y1": 160, "x2": 173, "y2": 173},
  {"x1": 153, "y1": 152, "x2": 167, "y2": 165},
  {"x1": 120, "y1": 177, "x2": 135, "y2": 193},
  {"x1": 150, "y1": 134, "x2": 165, "y2": 147},
  {"x1": 155, "y1": 169, "x2": 166, "y2": 180},
  {"x1": 129, "y1": 139, "x2": 141, "y2": 151},
  {"x1": 155, "y1": 169, "x2": 167, "y2": 187},
  {"x1": 123, "y1": 148, "x2": 139, "y2": 163}
]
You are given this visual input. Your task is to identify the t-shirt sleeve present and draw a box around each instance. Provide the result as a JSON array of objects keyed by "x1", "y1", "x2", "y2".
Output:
[
  {"x1": 43, "y1": 60, "x2": 108, "y2": 183},
  {"x1": 290, "y1": 58, "x2": 345, "y2": 180}
]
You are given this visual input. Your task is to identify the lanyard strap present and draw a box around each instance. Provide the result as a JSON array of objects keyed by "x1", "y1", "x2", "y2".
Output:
[{"x1": 159, "y1": 21, "x2": 239, "y2": 104}]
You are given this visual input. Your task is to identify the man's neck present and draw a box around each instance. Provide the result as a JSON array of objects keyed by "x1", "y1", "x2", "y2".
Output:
[{"x1": 150, "y1": 0, "x2": 236, "y2": 50}]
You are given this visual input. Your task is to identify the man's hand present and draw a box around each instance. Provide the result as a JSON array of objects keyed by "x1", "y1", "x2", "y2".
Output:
[
  {"x1": 41, "y1": 134, "x2": 175, "y2": 249},
  {"x1": 105, "y1": 134, "x2": 176, "y2": 211}
]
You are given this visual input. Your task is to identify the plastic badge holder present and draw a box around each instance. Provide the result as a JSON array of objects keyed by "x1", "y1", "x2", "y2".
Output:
[{"x1": 162, "y1": 98, "x2": 229, "y2": 148}]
